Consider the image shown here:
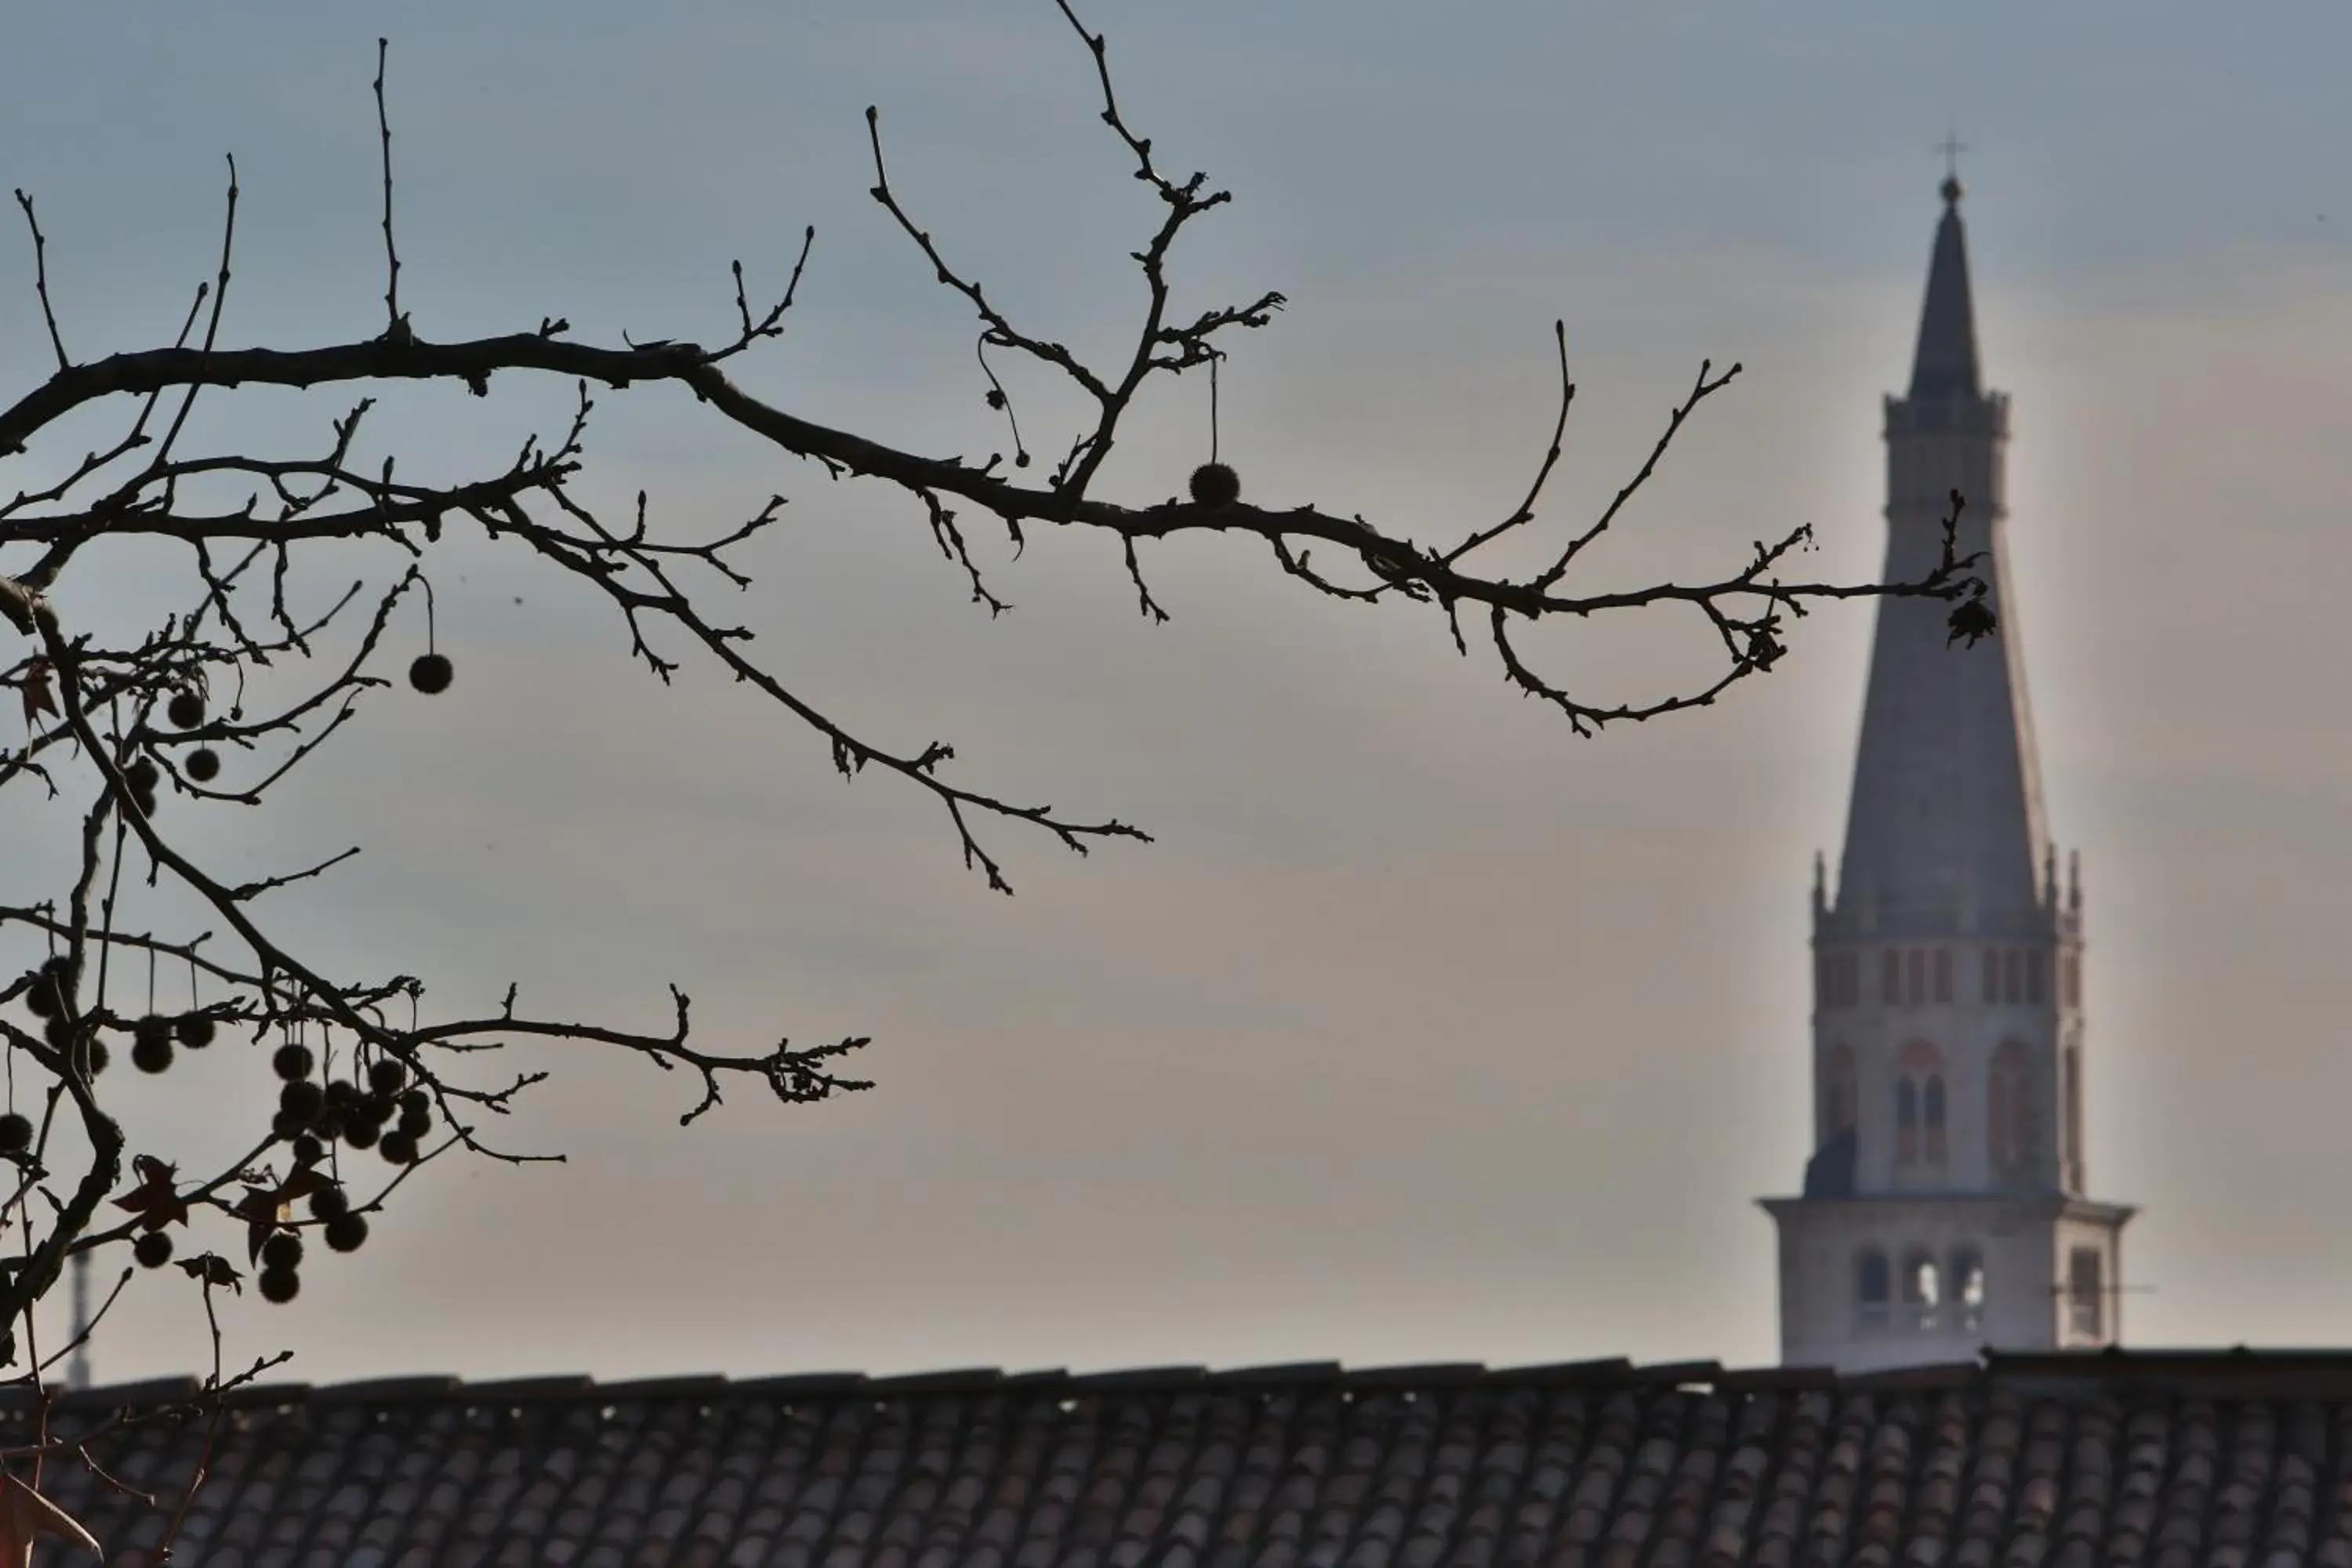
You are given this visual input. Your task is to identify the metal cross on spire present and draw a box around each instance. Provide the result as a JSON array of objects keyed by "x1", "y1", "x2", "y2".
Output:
[{"x1": 1937, "y1": 132, "x2": 1969, "y2": 204}]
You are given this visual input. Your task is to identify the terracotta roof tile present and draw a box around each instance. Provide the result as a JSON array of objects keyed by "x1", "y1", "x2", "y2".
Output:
[{"x1": 45, "y1": 1351, "x2": 2352, "y2": 1566}]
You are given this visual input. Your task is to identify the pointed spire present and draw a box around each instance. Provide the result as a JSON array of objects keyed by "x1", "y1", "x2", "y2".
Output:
[
  {"x1": 1834, "y1": 178, "x2": 2045, "y2": 930},
  {"x1": 1908, "y1": 174, "x2": 1982, "y2": 401}
]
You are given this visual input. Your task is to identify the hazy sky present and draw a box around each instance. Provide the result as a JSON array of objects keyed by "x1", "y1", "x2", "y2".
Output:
[{"x1": 2, "y1": 5, "x2": 2348, "y2": 1390}]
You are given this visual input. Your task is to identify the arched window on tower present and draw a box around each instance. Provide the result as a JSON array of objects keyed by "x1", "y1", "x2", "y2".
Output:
[
  {"x1": 1902, "y1": 1249, "x2": 1940, "y2": 1331},
  {"x1": 1950, "y1": 1247, "x2": 1986, "y2": 1334},
  {"x1": 1824, "y1": 1044, "x2": 1857, "y2": 1142},
  {"x1": 1857, "y1": 1250, "x2": 1891, "y2": 1330},
  {"x1": 1989, "y1": 1040, "x2": 2034, "y2": 1183},
  {"x1": 1895, "y1": 1040, "x2": 1947, "y2": 1170}
]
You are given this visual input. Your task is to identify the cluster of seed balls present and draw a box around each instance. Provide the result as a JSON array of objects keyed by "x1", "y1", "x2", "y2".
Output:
[
  {"x1": 10, "y1": 960, "x2": 434, "y2": 1302},
  {"x1": 269, "y1": 1047, "x2": 435, "y2": 1166},
  {"x1": 2, "y1": 661, "x2": 456, "y2": 1299},
  {"x1": 10, "y1": 954, "x2": 212, "y2": 1078}
]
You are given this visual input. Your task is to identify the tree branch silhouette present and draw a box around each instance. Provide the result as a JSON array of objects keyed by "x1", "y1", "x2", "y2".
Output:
[{"x1": 0, "y1": 2, "x2": 1990, "y2": 1537}]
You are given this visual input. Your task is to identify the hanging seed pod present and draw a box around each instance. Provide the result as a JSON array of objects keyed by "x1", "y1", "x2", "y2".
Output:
[
  {"x1": 134, "y1": 1231, "x2": 174, "y2": 1269},
  {"x1": 378, "y1": 1129, "x2": 419, "y2": 1166},
  {"x1": 175, "y1": 1013, "x2": 216, "y2": 1049},
  {"x1": 167, "y1": 691, "x2": 205, "y2": 730},
  {"x1": 272, "y1": 1043, "x2": 315, "y2": 1082},
  {"x1": 257, "y1": 1267, "x2": 300, "y2": 1304},
  {"x1": 323, "y1": 1212, "x2": 368, "y2": 1253},
  {"x1": 1189, "y1": 462, "x2": 1241, "y2": 508},
  {"x1": 0, "y1": 1114, "x2": 31, "y2": 1155},
  {"x1": 131, "y1": 1029, "x2": 173, "y2": 1076},
  {"x1": 368, "y1": 1058, "x2": 408, "y2": 1096},
  {"x1": 309, "y1": 1184, "x2": 350, "y2": 1222},
  {"x1": 408, "y1": 653, "x2": 453, "y2": 695},
  {"x1": 260, "y1": 1232, "x2": 303, "y2": 1271},
  {"x1": 185, "y1": 748, "x2": 221, "y2": 783},
  {"x1": 279, "y1": 1080, "x2": 325, "y2": 1126}
]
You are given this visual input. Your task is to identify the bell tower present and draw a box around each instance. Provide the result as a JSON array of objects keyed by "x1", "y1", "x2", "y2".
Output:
[{"x1": 1759, "y1": 172, "x2": 2133, "y2": 1373}]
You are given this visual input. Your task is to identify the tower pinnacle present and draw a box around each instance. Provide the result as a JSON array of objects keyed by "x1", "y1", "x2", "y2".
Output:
[
  {"x1": 1908, "y1": 164, "x2": 1982, "y2": 402},
  {"x1": 1836, "y1": 180, "x2": 2034, "y2": 931}
]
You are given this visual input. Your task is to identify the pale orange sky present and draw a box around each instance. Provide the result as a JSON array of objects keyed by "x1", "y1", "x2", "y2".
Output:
[{"x1": 2, "y1": 6, "x2": 2349, "y2": 1388}]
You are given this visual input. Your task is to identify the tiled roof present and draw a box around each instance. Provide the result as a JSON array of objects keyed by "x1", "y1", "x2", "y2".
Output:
[{"x1": 25, "y1": 1348, "x2": 2352, "y2": 1567}]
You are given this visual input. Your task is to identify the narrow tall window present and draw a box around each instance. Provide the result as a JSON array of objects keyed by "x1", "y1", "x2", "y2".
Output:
[
  {"x1": 1907, "y1": 949, "x2": 1927, "y2": 1006},
  {"x1": 2064, "y1": 1047, "x2": 2084, "y2": 1189},
  {"x1": 1933, "y1": 949, "x2": 1953, "y2": 1004},
  {"x1": 1883, "y1": 949, "x2": 1902, "y2": 1005},
  {"x1": 1989, "y1": 1041, "x2": 2032, "y2": 1181},
  {"x1": 1903, "y1": 1250, "x2": 1940, "y2": 1330},
  {"x1": 2027, "y1": 950, "x2": 2048, "y2": 1006},
  {"x1": 1825, "y1": 1044, "x2": 1857, "y2": 1139},
  {"x1": 2003, "y1": 949, "x2": 2024, "y2": 1005},
  {"x1": 1896, "y1": 1040, "x2": 1946, "y2": 1169},
  {"x1": 1982, "y1": 949, "x2": 2000, "y2": 1004},
  {"x1": 2063, "y1": 952, "x2": 2081, "y2": 1010},
  {"x1": 2068, "y1": 1247, "x2": 2105, "y2": 1340},
  {"x1": 1859, "y1": 1250, "x2": 1891, "y2": 1330},
  {"x1": 1951, "y1": 1248, "x2": 1986, "y2": 1333}
]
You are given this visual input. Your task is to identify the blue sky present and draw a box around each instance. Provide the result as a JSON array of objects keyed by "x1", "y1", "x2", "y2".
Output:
[{"x1": 2, "y1": 5, "x2": 2349, "y2": 1387}]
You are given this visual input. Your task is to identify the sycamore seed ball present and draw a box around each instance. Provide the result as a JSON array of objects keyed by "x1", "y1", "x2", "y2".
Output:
[
  {"x1": 257, "y1": 1267, "x2": 300, "y2": 1304},
  {"x1": 134, "y1": 1231, "x2": 173, "y2": 1269},
  {"x1": 408, "y1": 653, "x2": 454, "y2": 695},
  {"x1": 185, "y1": 747, "x2": 221, "y2": 783},
  {"x1": 0, "y1": 1114, "x2": 30, "y2": 1156},
  {"x1": 1189, "y1": 462, "x2": 1241, "y2": 509},
  {"x1": 167, "y1": 691, "x2": 205, "y2": 729}
]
